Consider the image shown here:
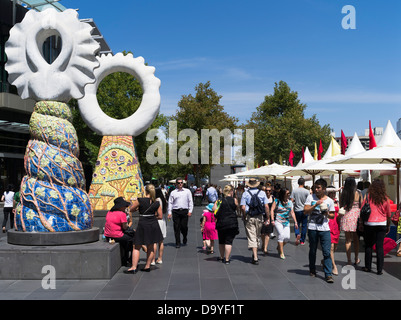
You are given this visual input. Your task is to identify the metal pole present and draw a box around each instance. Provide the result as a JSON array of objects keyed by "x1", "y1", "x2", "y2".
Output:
[{"x1": 12, "y1": 0, "x2": 17, "y2": 25}]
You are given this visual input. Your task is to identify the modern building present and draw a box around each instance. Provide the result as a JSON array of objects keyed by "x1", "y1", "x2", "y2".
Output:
[{"x1": 0, "y1": 0, "x2": 111, "y2": 193}]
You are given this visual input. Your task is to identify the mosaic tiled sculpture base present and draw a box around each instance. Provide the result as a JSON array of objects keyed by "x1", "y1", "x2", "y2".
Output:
[
  {"x1": 15, "y1": 101, "x2": 93, "y2": 232},
  {"x1": 89, "y1": 136, "x2": 145, "y2": 211}
]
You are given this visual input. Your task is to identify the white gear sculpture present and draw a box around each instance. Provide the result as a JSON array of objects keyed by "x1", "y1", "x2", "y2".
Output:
[
  {"x1": 77, "y1": 52, "x2": 161, "y2": 137},
  {"x1": 5, "y1": 8, "x2": 100, "y2": 102}
]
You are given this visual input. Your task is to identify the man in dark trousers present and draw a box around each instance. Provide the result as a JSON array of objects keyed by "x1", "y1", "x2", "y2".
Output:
[
  {"x1": 290, "y1": 177, "x2": 310, "y2": 246},
  {"x1": 167, "y1": 177, "x2": 194, "y2": 248}
]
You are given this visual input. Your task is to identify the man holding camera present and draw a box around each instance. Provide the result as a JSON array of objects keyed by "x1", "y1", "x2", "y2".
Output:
[{"x1": 304, "y1": 178, "x2": 335, "y2": 283}]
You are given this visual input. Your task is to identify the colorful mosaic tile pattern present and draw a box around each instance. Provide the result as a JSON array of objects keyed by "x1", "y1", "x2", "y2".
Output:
[
  {"x1": 88, "y1": 136, "x2": 144, "y2": 211},
  {"x1": 15, "y1": 101, "x2": 93, "y2": 232}
]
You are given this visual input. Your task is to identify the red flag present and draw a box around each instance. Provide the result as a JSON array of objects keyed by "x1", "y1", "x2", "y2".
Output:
[
  {"x1": 369, "y1": 120, "x2": 377, "y2": 149},
  {"x1": 302, "y1": 147, "x2": 305, "y2": 163},
  {"x1": 318, "y1": 140, "x2": 324, "y2": 160},
  {"x1": 341, "y1": 130, "x2": 347, "y2": 155},
  {"x1": 289, "y1": 150, "x2": 294, "y2": 166}
]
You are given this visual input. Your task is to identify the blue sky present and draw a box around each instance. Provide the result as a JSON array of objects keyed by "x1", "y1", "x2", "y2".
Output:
[{"x1": 64, "y1": 0, "x2": 401, "y2": 138}]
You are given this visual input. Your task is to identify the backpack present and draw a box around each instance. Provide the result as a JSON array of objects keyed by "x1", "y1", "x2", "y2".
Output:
[{"x1": 247, "y1": 190, "x2": 264, "y2": 216}]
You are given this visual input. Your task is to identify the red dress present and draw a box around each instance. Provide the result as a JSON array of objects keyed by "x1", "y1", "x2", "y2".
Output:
[
  {"x1": 202, "y1": 210, "x2": 218, "y2": 240},
  {"x1": 329, "y1": 201, "x2": 341, "y2": 244}
]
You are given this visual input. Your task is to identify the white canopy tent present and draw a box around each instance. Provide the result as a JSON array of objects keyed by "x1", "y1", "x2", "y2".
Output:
[
  {"x1": 332, "y1": 120, "x2": 401, "y2": 204},
  {"x1": 234, "y1": 163, "x2": 295, "y2": 189},
  {"x1": 283, "y1": 137, "x2": 344, "y2": 182},
  {"x1": 219, "y1": 175, "x2": 244, "y2": 188},
  {"x1": 235, "y1": 163, "x2": 291, "y2": 178},
  {"x1": 282, "y1": 134, "x2": 397, "y2": 188}
]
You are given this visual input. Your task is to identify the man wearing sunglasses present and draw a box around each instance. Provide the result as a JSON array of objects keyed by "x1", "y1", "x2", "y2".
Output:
[{"x1": 167, "y1": 178, "x2": 194, "y2": 248}]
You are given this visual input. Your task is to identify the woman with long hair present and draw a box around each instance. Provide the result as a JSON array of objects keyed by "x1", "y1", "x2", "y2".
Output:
[
  {"x1": 125, "y1": 184, "x2": 163, "y2": 274},
  {"x1": 361, "y1": 179, "x2": 391, "y2": 275},
  {"x1": 339, "y1": 177, "x2": 362, "y2": 265},
  {"x1": 270, "y1": 187, "x2": 298, "y2": 259}
]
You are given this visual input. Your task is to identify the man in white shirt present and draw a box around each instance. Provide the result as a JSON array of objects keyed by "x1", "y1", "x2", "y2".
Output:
[
  {"x1": 168, "y1": 177, "x2": 194, "y2": 248},
  {"x1": 304, "y1": 178, "x2": 335, "y2": 283}
]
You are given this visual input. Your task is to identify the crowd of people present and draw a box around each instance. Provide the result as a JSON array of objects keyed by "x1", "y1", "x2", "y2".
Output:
[
  {"x1": 112, "y1": 175, "x2": 396, "y2": 283},
  {"x1": 1, "y1": 175, "x2": 396, "y2": 283}
]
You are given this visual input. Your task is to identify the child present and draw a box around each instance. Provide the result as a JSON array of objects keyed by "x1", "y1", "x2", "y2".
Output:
[
  {"x1": 201, "y1": 203, "x2": 218, "y2": 254},
  {"x1": 200, "y1": 216, "x2": 207, "y2": 251},
  {"x1": 327, "y1": 186, "x2": 341, "y2": 275}
]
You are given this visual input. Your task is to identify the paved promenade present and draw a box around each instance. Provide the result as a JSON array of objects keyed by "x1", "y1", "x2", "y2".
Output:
[{"x1": 0, "y1": 202, "x2": 401, "y2": 301}]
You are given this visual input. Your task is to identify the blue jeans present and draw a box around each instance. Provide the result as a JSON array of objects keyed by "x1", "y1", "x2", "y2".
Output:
[
  {"x1": 294, "y1": 210, "x2": 308, "y2": 242},
  {"x1": 308, "y1": 229, "x2": 332, "y2": 277}
]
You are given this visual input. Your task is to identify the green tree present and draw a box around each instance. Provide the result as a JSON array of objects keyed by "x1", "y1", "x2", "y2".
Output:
[
  {"x1": 170, "y1": 81, "x2": 238, "y2": 185},
  {"x1": 245, "y1": 81, "x2": 331, "y2": 166},
  {"x1": 70, "y1": 52, "x2": 168, "y2": 184}
]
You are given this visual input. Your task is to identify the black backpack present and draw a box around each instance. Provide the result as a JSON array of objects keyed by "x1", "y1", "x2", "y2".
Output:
[{"x1": 247, "y1": 190, "x2": 265, "y2": 216}]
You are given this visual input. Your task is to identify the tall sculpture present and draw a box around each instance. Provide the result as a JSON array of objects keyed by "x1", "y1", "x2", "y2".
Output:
[
  {"x1": 5, "y1": 9, "x2": 100, "y2": 232},
  {"x1": 5, "y1": 8, "x2": 161, "y2": 231},
  {"x1": 77, "y1": 53, "x2": 161, "y2": 210}
]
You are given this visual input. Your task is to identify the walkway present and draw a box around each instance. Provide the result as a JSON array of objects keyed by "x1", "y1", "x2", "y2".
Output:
[{"x1": 0, "y1": 203, "x2": 400, "y2": 301}]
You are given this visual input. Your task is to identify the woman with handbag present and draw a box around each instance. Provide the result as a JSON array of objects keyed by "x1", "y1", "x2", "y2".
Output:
[
  {"x1": 213, "y1": 184, "x2": 239, "y2": 264},
  {"x1": 361, "y1": 179, "x2": 391, "y2": 275},
  {"x1": 104, "y1": 197, "x2": 134, "y2": 267},
  {"x1": 339, "y1": 177, "x2": 362, "y2": 266},
  {"x1": 125, "y1": 184, "x2": 163, "y2": 274}
]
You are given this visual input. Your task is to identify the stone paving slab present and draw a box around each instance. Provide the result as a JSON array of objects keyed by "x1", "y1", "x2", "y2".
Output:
[{"x1": 0, "y1": 201, "x2": 400, "y2": 303}]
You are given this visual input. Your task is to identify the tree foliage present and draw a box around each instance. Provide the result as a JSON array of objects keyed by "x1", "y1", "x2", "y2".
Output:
[
  {"x1": 245, "y1": 81, "x2": 331, "y2": 166},
  {"x1": 70, "y1": 52, "x2": 168, "y2": 184},
  {"x1": 170, "y1": 81, "x2": 238, "y2": 184}
]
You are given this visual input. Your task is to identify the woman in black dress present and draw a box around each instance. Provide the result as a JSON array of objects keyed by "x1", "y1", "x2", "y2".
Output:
[
  {"x1": 213, "y1": 184, "x2": 239, "y2": 264},
  {"x1": 124, "y1": 184, "x2": 163, "y2": 274}
]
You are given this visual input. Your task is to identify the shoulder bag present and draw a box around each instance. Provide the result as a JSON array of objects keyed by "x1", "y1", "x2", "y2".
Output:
[{"x1": 360, "y1": 195, "x2": 371, "y2": 223}]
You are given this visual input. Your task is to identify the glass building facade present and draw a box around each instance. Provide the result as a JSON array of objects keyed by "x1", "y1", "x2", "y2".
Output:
[
  {"x1": 0, "y1": 0, "x2": 111, "y2": 194},
  {"x1": 0, "y1": 0, "x2": 32, "y2": 193}
]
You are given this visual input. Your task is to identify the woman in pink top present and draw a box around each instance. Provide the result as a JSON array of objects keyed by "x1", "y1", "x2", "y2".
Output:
[
  {"x1": 104, "y1": 197, "x2": 134, "y2": 267},
  {"x1": 361, "y1": 179, "x2": 391, "y2": 275}
]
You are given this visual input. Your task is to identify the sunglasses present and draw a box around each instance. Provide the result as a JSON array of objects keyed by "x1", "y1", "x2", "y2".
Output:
[{"x1": 177, "y1": 181, "x2": 183, "y2": 184}]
